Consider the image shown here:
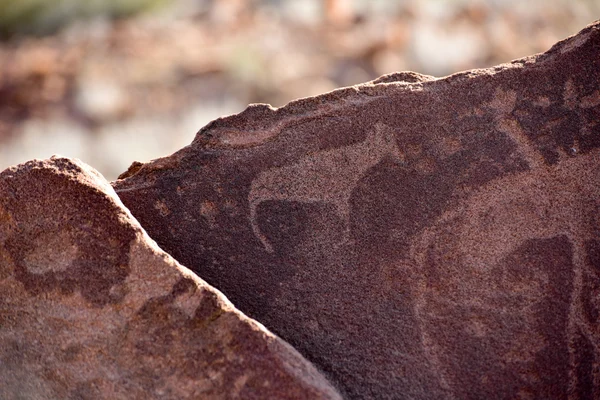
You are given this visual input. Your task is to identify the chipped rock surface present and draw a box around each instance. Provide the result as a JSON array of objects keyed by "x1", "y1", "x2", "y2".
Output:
[
  {"x1": 0, "y1": 157, "x2": 342, "y2": 400},
  {"x1": 114, "y1": 21, "x2": 600, "y2": 399}
]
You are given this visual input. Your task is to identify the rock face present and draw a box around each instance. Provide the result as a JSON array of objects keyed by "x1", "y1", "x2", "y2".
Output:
[
  {"x1": 113, "y1": 21, "x2": 600, "y2": 399},
  {"x1": 0, "y1": 157, "x2": 342, "y2": 400}
]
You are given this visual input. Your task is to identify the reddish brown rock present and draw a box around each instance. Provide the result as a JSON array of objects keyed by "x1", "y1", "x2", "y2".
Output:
[
  {"x1": 0, "y1": 157, "x2": 342, "y2": 400},
  {"x1": 113, "y1": 22, "x2": 600, "y2": 399}
]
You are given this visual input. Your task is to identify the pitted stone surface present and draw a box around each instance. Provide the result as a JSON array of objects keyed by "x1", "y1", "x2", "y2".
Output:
[
  {"x1": 113, "y1": 22, "x2": 600, "y2": 399},
  {"x1": 0, "y1": 157, "x2": 342, "y2": 400}
]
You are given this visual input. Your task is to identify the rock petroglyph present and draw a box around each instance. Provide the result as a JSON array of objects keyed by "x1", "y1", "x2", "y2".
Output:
[
  {"x1": 113, "y1": 21, "x2": 600, "y2": 399},
  {"x1": 249, "y1": 122, "x2": 403, "y2": 252},
  {"x1": 410, "y1": 148, "x2": 600, "y2": 398}
]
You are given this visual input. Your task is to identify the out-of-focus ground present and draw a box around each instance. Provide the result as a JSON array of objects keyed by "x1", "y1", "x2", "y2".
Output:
[{"x1": 0, "y1": 0, "x2": 597, "y2": 180}]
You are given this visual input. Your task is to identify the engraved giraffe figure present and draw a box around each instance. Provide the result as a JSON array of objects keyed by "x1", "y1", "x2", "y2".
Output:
[{"x1": 248, "y1": 123, "x2": 403, "y2": 253}]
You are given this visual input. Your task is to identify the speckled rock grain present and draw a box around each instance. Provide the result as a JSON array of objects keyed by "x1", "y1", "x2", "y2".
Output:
[
  {"x1": 114, "y1": 22, "x2": 600, "y2": 399},
  {"x1": 0, "y1": 157, "x2": 342, "y2": 400}
]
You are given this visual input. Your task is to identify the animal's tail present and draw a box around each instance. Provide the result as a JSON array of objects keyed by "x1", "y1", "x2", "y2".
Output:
[{"x1": 249, "y1": 200, "x2": 274, "y2": 253}]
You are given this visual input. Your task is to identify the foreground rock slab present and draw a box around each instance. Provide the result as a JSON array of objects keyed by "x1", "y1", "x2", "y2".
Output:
[
  {"x1": 114, "y1": 22, "x2": 600, "y2": 399},
  {"x1": 0, "y1": 157, "x2": 342, "y2": 400}
]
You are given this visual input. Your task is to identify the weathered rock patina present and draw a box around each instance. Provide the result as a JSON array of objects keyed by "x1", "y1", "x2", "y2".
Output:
[
  {"x1": 0, "y1": 157, "x2": 342, "y2": 400},
  {"x1": 114, "y1": 22, "x2": 600, "y2": 399}
]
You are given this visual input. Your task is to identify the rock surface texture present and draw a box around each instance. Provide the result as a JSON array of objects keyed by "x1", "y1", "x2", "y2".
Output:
[
  {"x1": 113, "y1": 22, "x2": 600, "y2": 399},
  {"x1": 0, "y1": 157, "x2": 342, "y2": 400}
]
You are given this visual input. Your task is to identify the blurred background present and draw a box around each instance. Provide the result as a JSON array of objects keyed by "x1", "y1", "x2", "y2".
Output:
[{"x1": 0, "y1": 0, "x2": 597, "y2": 180}]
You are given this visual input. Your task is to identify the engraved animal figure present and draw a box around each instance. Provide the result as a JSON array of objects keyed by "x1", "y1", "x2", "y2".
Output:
[
  {"x1": 409, "y1": 149, "x2": 600, "y2": 396},
  {"x1": 248, "y1": 123, "x2": 403, "y2": 252}
]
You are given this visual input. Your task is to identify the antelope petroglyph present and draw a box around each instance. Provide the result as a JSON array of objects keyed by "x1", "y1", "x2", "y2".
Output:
[{"x1": 248, "y1": 123, "x2": 403, "y2": 252}]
